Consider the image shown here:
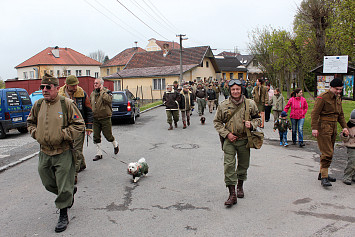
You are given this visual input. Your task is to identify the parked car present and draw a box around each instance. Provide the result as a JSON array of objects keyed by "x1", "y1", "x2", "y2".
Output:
[
  {"x1": 111, "y1": 90, "x2": 140, "y2": 124},
  {"x1": 29, "y1": 90, "x2": 44, "y2": 104},
  {"x1": 0, "y1": 88, "x2": 32, "y2": 138}
]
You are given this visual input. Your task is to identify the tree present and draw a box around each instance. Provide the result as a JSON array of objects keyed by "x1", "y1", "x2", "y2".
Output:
[
  {"x1": 0, "y1": 76, "x2": 5, "y2": 89},
  {"x1": 88, "y1": 50, "x2": 107, "y2": 63},
  {"x1": 103, "y1": 55, "x2": 110, "y2": 64}
]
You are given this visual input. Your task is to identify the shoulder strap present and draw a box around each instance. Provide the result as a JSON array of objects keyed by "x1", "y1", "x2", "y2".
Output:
[
  {"x1": 60, "y1": 96, "x2": 68, "y2": 128},
  {"x1": 244, "y1": 99, "x2": 253, "y2": 147}
]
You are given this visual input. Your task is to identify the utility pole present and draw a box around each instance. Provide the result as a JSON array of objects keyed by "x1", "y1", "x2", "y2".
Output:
[{"x1": 176, "y1": 34, "x2": 187, "y2": 85}]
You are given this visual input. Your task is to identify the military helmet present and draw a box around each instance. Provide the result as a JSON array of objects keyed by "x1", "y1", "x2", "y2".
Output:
[{"x1": 66, "y1": 75, "x2": 79, "y2": 86}]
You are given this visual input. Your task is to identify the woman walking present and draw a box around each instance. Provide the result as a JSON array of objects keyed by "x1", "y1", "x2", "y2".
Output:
[{"x1": 284, "y1": 88, "x2": 308, "y2": 147}]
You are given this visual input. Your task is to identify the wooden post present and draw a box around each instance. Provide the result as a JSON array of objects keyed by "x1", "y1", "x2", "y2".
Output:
[
  {"x1": 141, "y1": 85, "x2": 143, "y2": 103},
  {"x1": 150, "y1": 85, "x2": 153, "y2": 103}
]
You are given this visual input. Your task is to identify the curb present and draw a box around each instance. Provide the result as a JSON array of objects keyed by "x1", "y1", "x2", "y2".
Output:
[
  {"x1": 139, "y1": 104, "x2": 163, "y2": 114},
  {"x1": 0, "y1": 151, "x2": 39, "y2": 173}
]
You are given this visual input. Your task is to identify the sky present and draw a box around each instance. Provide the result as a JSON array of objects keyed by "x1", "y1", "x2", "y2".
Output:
[{"x1": 0, "y1": 0, "x2": 303, "y2": 80}]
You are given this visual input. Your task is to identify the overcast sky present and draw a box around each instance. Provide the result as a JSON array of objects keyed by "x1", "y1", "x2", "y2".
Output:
[{"x1": 0, "y1": 0, "x2": 302, "y2": 80}]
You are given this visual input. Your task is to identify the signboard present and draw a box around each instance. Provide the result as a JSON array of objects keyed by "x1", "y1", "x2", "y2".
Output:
[
  {"x1": 343, "y1": 75, "x2": 354, "y2": 98},
  {"x1": 317, "y1": 75, "x2": 333, "y2": 95},
  {"x1": 323, "y1": 55, "x2": 348, "y2": 73}
]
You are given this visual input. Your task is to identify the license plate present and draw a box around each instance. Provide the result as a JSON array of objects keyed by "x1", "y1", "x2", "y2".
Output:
[
  {"x1": 112, "y1": 108, "x2": 118, "y2": 111},
  {"x1": 13, "y1": 117, "x2": 22, "y2": 122}
]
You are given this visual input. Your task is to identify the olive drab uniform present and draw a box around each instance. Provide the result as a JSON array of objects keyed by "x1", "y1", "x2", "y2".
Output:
[
  {"x1": 214, "y1": 96, "x2": 261, "y2": 185},
  {"x1": 252, "y1": 85, "x2": 269, "y2": 113},
  {"x1": 311, "y1": 90, "x2": 347, "y2": 178},
  {"x1": 195, "y1": 86, "x2": 207, "y2": 116},
  {"x1": 27, "y1": 95, "x2": 85, "y2": 209}
]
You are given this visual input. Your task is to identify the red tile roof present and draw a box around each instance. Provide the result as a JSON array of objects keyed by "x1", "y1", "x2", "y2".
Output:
[
  {"x1": 15, "y1": 47, "x2": 101, "y2": 68},
  {"x1": 101, "y1": 47, "x2": 145, "y2": 67},
  {"x1": 155, "y1": 40, "x2": 181, "y2": 50},
  {"x1": 105, "y1": 64, "x2": 197, "y2": 79},
  {"x1": 125, "y1": 46, "x2": 210, "y2": 69}
]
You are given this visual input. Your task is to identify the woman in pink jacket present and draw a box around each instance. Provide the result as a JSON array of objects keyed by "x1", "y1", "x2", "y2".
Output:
[{"x1": 284, "y1": 88, "x2": 308, "y2": 147}]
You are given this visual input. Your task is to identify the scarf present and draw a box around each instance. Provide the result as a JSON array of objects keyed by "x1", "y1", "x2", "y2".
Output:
[{"x1": 230, "y1": 96, "x2": 244, "y2": 107}]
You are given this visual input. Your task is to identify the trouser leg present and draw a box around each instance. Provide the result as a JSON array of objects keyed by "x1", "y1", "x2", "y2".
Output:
[
  {"x1": 235, "y1": 139, "x2": 251, "y2": 181},
  {"x1": 197, "y1": 98, "x2": 203, "y2": 115},
  {"x1": 298, "y1": 118, "x2": 305, "y2": 143},
  {"x1": 344, "y1": 148, "x2": 355, "y2": 181},
  {"x1": 208, "y1": 100, "x2": 213, "y2": 113},
  {"x1": 318, "y1": 122, "x2": 337, "y2": 178},
  {"x1": 291, "y1": 118, "x2": 297, "y2": 143},
  {"x1": 166, "y1": 110, "x2": 173, "y2": 124},
  {"x1": 93, "y1": 118, "x2": 102, "y2": 144},
  {"x1": 283, "y1": 131, "x2": 288, "y2": 144},
  {"x1": 38, "y1": 151, "x2": 58, "y2": 195},
  {"x1": 181, "y1": 111, "x2": 186, "y2": 122},
  {"x1": 223, "y1": 140, "x2": 238, "y2": 186},
  {"x1": 186, "y1": 110, "x2": 191, "y2": 122},
  {"x1": 101, "y1": 117, "x2": 115, "y2": 142},
  {"x1": 278, "y1": 131, "x2": 283, "y2": 143},
  {"x1": 172, "y1": 110, "x2": 179, "y2": 123}
]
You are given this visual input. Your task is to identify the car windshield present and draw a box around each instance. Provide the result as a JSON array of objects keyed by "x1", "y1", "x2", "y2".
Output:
[{"x1": 112, "y1": 93, "x2": 125, "y2": 102}]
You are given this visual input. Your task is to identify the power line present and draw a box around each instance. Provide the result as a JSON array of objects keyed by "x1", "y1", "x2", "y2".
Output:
[
  {"x1": 145, "y1": 0, "x2": 180, "y2": 33},
  {"x1": 115, "y1": 0, "x2": 169, "y2": 40},
  {"x1": 83, "y1": 0, "x2": 146, "y2": 42}
]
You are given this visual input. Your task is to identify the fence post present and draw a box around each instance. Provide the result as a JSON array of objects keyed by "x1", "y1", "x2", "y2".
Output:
[
  {"x1": 141, "y1": 85, "x2": 143, "y2": 103},
  {"x1": 150, "y1": 85, "x2": 153, "y2": 103}
]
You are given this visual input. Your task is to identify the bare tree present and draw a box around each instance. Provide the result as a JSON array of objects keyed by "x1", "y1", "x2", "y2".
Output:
[{"x1": 88, "y1": 50, "x2": 107, "y2": 63}]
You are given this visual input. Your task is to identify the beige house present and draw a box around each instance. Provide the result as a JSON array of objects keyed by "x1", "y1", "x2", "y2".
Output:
[
  {"x1": 145, "y1": 38, "x2": 180, "y2": 52},
  {"x1": 104, "y1": 46, "x2": 220, "y2": 100},
  {"x1": 15, "y1": 46, "x2": 101, "y2": 79}
]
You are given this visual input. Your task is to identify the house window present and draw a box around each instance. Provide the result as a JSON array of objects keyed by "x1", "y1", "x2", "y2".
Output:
[
  {"x1": 114, "y1": 80, "x2": 121, "y2": 91},
  {"x1": 222, "y1": 73, "x2": 226, "y2": 79},
  {"x1": 230, "y1": 73, "x2": 234, "y2": 79},
  {"x1": 94, "y1": 72, "x2": 99, "y2": 78},
  {"x1": 253, "y1": 59, "x2": 258, "y2": 67},
  {"x1": 206, "y1": 61, "x2": 209, "y2": 68},
  {"x1": 200, "y1": 61, "x2": 204, "y2": 67},
  {"x1": 66, "y1": 70, "x2": 71, "y2": 76},
  {"x1": 117, "y1": 67, "x2": 120, "y2": 72},
  {"x1": 153, "y1": 78, "x2": 165, "y2": 90},
  {"x1": 43, "y1": 70, "x2": 47, "y2": 75},
  {"x1": 76, "y1": 70, "x2": 82, "y2": 76},
  {"x1": 29, "y1": 71, "x2": 34, "y2": 79},
  {"x1": 106, "y1": 69, "x2": 110, "y2": 76},
  {"x1": 23, "y1": 72, "x2": 28, "y2": 79},
  {"x1": 57, "y1": 70, "x2": 60, "y2": 77},
  {"x1": 86, "y1": 70, "x2": 90, "y2": 76},
  {"x1": 238, "y1": 73, "x2": 243, "y2": 80}
]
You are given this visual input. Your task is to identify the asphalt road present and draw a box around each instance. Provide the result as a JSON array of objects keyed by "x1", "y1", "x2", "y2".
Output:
[{"x1": 0, "y1": 105, "x2": 354, "y2": 237}]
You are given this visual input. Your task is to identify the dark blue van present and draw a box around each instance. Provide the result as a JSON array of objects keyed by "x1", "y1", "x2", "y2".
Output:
[{"x1": 0, "y1": 88, "x2": 32, "y2": 138}]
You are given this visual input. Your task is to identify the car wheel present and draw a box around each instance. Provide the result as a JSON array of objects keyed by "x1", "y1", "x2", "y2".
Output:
[
  {"x1": 129, "y1": 113, "x2": 136, "y2": 124},
  {"x1": 0, "y1": 124, "x2": 6, "y2": 139},
  {"x1": 17, "y1": 127, "x2": 28, "y2": 134}
]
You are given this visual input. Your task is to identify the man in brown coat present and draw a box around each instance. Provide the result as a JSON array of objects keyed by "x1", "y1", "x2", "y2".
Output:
[
  {"x1": 252, "y1": 78, "x2": 269, "y2": 128},
  {"x1": 311, "y1": 78, "x2": 349, "y2": 187},
  {"x1": 27, "y1": 73, "x2": 85, "y2": 232}
]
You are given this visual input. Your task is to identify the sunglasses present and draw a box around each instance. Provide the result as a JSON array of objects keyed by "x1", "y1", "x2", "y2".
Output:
[
  {"x1": 40, "y1": 85, "x2": 53, "y2": 90},
  {"x1": 228, "y1": 79, "x2": 242, "y2": 87}
]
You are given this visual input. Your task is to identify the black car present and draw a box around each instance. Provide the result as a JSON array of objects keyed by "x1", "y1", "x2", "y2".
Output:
[{"x1": 111, "y1": 90, "x2": 140, "y2": 124}]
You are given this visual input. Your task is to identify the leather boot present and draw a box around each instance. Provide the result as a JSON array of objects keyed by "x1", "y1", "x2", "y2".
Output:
[
  {"x1": 224, "y1": 185, "x2": 237, "y2": 206},
  {"x1": 168, "y1": 124, "x2": 173, "y2": 130},
  {"x1": 321, "y1": 178, "x2": 332, "y2": 187},
  {"x1": 237, "y1": 180, "x2": 244, "y2": 198},
  {"x1": 55, "y1": 208, "x2": 69, "y2": 233},
  {"x1": 174, "y1": 122, "x2": 178, "y2": 128},
  {"x1": 183, "y1": 121, "x2": 187, "y2": 129},
  {"x1": 318, "y1": 173, "x2": 336, "y2": 182},
  {"x1": 187, "y1": 119, "x2": 190, "y2": 126}
]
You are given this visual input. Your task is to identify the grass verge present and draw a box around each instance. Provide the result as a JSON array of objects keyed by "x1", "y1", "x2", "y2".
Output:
[{"x1": 140, "y1": 100, "x2": 163, "y2": 112}]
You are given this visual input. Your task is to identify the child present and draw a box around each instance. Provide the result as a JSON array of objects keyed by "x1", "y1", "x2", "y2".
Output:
[
  {"x1": 274, "y1": 111, "x2": 292, "y2": 147},
  {"x1": 340, "y1": 109, "x2": 355, "y2": 185}
]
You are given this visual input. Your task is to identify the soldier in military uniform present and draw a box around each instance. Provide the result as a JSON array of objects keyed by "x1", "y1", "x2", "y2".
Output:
[
  {"x1": 195, "y1": 83, "x2": 207, "y2": 116},
  {"x1": 311, "y1": 78, "x2": 349, "y2": 187},
  {"x1": 252, "y1": 78, "x2": 269, "y2": 128},
  {"x1": 59, "y1": 75, "x2": 93, "y2": 184},
  {"x1": 214, "y1": 79, "x2": 261, "y2": 207},
  {"x1": 90, "y1": 78, "x2": 119, "y2": 161},
  {"x1": 163, "y1": 85, "x2": 180, "y2": 130},
  {"x1": 27, "y1": 73, "x2": 85, "y2": 233}
]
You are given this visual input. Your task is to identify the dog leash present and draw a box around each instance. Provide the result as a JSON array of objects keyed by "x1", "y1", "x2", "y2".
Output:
[{"x1": 87, "y1": 135, "x2": 128, "y2": 165}]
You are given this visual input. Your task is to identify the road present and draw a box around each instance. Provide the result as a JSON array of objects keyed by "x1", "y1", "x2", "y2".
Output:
[{"x1": 0, "y1": 105, "x2": 354, "y2": 237}]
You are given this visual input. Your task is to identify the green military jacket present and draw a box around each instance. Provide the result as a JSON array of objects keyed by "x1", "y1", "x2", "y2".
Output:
[
  {"x1": 252, "y1": 85, "x2": 269, "y2": 104},
  {"x1": 27, "y1": 95, "x2": 85, "y2": 156},
  {"x1": 214, "y1": 96, "x2": 261, "y2": 140},
  {"x1": 90, "y1": 87, "x2": 113, "y2": 120},
  {"x1": 311, "y1": 90, "x2": 347, "y2": 130}
]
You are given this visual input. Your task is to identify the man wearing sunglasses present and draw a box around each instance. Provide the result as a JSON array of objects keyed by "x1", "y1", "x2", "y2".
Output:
[
  {"x1": 214, "y1": 79, "x2": 261, "y2": 207},
  {"x1": 27, "y1": 73, "x2": 85, "y2": 232}
]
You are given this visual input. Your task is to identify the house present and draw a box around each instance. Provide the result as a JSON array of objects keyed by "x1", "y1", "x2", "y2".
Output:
[
  {"x1": 104, "y1": 46, "x2": 219, "y2": 100},
  {"x1": 217, "y1": 51, "x2": 239, "y2": 57},
  {"x1": 15, "y1": 46, "x2": 101, "y2": 80},
  {"x1": 145, "y1": 38, "x2": 181, "y2": 51},
  {"x1": 215, "y1": 56, "x2": 247, "y2": 81},
  {"x1": 100, "y1": 47, "x2": 145, "y2": 78},
  {"x1": 236, "y1": 55, "x2": 264, "y2": 82}
]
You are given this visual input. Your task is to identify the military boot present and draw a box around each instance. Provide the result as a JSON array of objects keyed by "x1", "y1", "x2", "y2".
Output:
[
  {"x1": 55, "y1": 208, "x2": 69, "y2": 233},
  {"x1": 187, "y1": 119, "x2": 190, "y2": 126},
  {"x1": 318, "y1": 173, "x2": 336, "y2": 182},
  {"x1": 237, "y1": 180, "x2": 244, "y2": 198},
  {"x1": 168, "y1": 124, "x2": 173, "y2": 130},
  {"x1": 321, "y1": 178, "x2": 332, "y2": 187},
  {"x1": 224, "y1": 185, "x2": 237, "y2": 206},
  {"x1": 174, "y1": 122, "x2": 178, "y2": 128},
  {"x1": 183, "y1": 121, "x2": 187, "y2": 129}
]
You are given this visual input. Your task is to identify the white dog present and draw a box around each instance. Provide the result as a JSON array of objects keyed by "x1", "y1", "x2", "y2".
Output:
[{"x1": 127, "y1": 158, "x2": 149, "y2": 183}]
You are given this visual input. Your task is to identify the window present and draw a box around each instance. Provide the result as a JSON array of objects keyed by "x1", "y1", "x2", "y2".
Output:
[
  {"x1": 117, "y1": 67, "x2": 120, "y2": 72},
  {"x1": 6, "y1": 91, "x2": 20, "y2": 106},
  {"x1": 238, "y1": 73, "x2": 243, "y2": 80},
  {"x1": 29, "y1": 71, "x2": 34, "y2": 79},
  {"x1": 43, "y1": 70, "x2": 47, "y2": 75},
  {"x1": 206, "y1": 61, "x2": 209, "y2": 68},
  {"x1": 50, "y1": 70, "x2": 53, "y2": 75},
  {"x1": 230, "y1": 73, "x2": 234, "y2": 79},
  {"x1": 57, "y1": 70, "x2": 60, "y2": 77},
  {"x1": 222, "y1": 73, "x2": 226, "y2": 79},
  {"x1": 200, "y1": 61, "x2": 204, "y2": 67},
  {"x1": 23, "y1": 72, "x2": 28, "y2": 79},
  {"x1": 66, "y1": 70, "x2": 71, "y2": 76},
  {"x1": 112, "y1": 93, "x2": 125, "y2": 103},
  {"x1": 86, "y1": 70, "x2": 90, "y2": 76},
  {"x1": 94, "y1": 72, "x2": 99, "y2": 78},
  {"x1": 253, "y1": 59, "x2": 258, "y2": 67},
  {"x1": 76, "y1": 70, "x2": 82, "y2": 76},
  {"x1": 153, "y1": 78, "x2": 165, "y2": 90},
  {"x1": 107, "y1": 68, "x2": 110, "y2": 76},
  {"x1": 18, "y1": 91, "x2": 31, "y2": 105},
  {"x1": 114, "y1": 80, "x2": 121, "y2": 91}
]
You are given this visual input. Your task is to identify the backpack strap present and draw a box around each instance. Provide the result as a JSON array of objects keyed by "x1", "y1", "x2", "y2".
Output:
[{"x1": 244, "y1": 99, "x2": 253, "y2": 148}]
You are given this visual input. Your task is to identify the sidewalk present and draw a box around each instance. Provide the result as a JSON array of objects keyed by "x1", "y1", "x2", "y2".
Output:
[{"x1": 262, "y1": 113, "x2": 293, "y2": 141}]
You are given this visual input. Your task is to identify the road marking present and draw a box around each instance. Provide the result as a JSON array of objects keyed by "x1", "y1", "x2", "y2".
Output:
[{"x1": 0, "y1": 151, "x2": 39, "y2": 172}]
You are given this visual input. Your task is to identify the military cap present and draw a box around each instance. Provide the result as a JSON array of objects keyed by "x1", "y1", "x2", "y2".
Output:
[
  {"x1": 173, "y1": 80, "x2": 178, "y2": 84},
  {"x1": 66, "y1": 75, "x2": 79, "y2": 86},
  {"x1": 41, "y1": 73, "x2": 59, "y2": 85},
  {"x1": 330, "y1": 78, "x2": 343, "y2": 87}
]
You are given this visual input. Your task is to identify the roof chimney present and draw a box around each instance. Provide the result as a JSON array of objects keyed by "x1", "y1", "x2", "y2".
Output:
[
  {"x1": 163, "y1": 43, "x2": 169, "y2": 57},
  {"x1": 52, "y1": 46, "x2": 60, "y2": 58}
]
